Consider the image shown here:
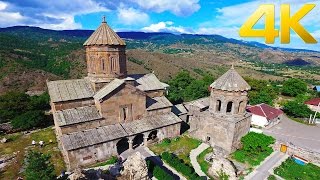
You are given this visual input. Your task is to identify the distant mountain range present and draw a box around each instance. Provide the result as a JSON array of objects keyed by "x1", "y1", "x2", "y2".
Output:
[
  {"x1": 0, "y1": 26, "x2": 319, "y2": 94},
  {"x1": 0, "y1": 26, "x2": 318, "y2": 53}
]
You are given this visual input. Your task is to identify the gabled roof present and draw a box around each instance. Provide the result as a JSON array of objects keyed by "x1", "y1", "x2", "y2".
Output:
[
  {"x1": 146, "y1": 96, "x2": 173, "y2": 111},
  {"x1": 185, "y1": 97, "x2": 210, "y2": 110},
  {"x1": 54, "y1": 106, "x2": 102, "y2": 127},
  {"x1": 47, "y1": 79, "x2": 94, "y2": 103},
  {"x1": 172, "y1": 104, "x2": 188, "y2": 116},
  {"x1": 247, "y1": 103, "x2": 283, "y2": 120},
  {"x1": 83, "y1": 19, "x2": 126, "y2": 46},
  {"x1": 128, "y1": 73, "x2": 165, "y2": 91},
  {"x1": 305, "y1": 98, "x2": 320, "y2": 106},
  {"x1": 93, "y1": 79, "x2": 125, "y2": 101},
  {"x1": 210, "y1": 66, "x2": 251, "y2": 92}
]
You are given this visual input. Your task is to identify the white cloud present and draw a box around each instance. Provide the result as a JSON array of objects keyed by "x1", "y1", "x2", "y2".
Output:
[
  {"x1": 196, "y1": 27, "x2": 239, "y2": 39},
  {"x1": 0, "y1": 0, "x2": 108, "y2": 29},
  {"x1": 133, "y1": 0, "x2": 200, "y2": 16},
  {"x1": 142, "y1": 21, "x2": 191, "y2": 34},
  {"x1": 117, "y1": 6, "x2": 149, "y2": 25}
]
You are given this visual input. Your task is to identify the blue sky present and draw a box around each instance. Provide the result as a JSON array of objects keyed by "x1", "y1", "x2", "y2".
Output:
[{"x1": 0, "y1": 0, "x2": 319, "y2": 50}]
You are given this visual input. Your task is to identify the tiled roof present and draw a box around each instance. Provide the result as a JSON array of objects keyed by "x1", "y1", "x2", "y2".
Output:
[
  {"x1": 93, "y1": 79, "x2": 125, "y2": 101},
  {"x1": 185, "y1": 97, "x2": 210, "y2": 110},
  {"x1": 61, "y1": 124, "x2": 127, "y2": 151},
  {"x1": 305, "y1": 98, "x2": 320, "y2": 106},
  {"x1": 47, "y1": 79, "x2": 94, "y2": 103},
  {"x1": 83, "y1": 20, "x2": 126, "y2": 46},
  {"x1": 128, "y1": 73, "x2": 165, "y2": 91},
  {"x1": 121, "y1": 112, "x2": 182, "y2": 136},
  {"x1": 54, "y1": 106, "x2": 102, "y2": 126},
  {"x1": 172, "y1": 104, "x2": 188, "y2": 116},
  {"x1": 247, "y1": 103, "x2": 283, "y2": 120},
  {"x1": 146, "y1": 96, "x2": 173, "y2": 111},
  {"x1": 60, "y1": 112, "x2": 182, "y2": 151},
  {"x1": 210, "y1": 67, "x2": 251, "y2": 92}
]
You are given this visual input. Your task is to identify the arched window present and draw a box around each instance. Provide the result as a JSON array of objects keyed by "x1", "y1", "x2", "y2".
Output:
[
  {"x1": 226, "y1": 101, "x2": 233, "y2": 113},
  {"x1": 110, "y1": 57, "x2": 115, "y2": 72},
  {"x1": 216, "y1": 100, "x2": 222, "y2": 112},
  {"x1": 101, "y1": 58, "x2": 105, "y2": 71},
  {"x1": 238, "y1": 101, "x2": 244, "y2": 113}
]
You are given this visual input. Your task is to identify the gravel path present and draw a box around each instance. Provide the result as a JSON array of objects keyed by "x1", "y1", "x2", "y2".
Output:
[{"x1": 190, "y1": 143, "x2": 210, "y2": 179}]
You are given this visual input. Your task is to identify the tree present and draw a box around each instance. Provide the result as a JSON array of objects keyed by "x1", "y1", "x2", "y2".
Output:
[
  {"x1": 24, "y1": 151, "x2": 56, "y2": 180},
  {"x1": 246, "y1": 78, "x2": 279, "y2": 105},
  {"x1": 241, "y1": 132, "x2": 275, "y2": 154},
  {"x1": 167, "y1": 71, "x2": 195, "y2": 104},
  {"x1": 282, "y1": 78, "x2": 308, "y2": 97},
  {"x1": 11, "y1": 111, "x2": 46, "y2": 130},
  {"x1": 0, "y1": 91, "x2": 30, "y2": 122},
  {"x1": 183, "y1": 80, "x2": 208, "y2": 102},
  {"x1": 283, "y1": 100, "x2": 313, "y2": 118}
]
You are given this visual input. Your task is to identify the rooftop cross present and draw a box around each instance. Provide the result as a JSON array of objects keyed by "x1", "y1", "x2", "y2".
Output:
[{"x1": 102, "y1": 16, "x2": 106, "y2": 23}]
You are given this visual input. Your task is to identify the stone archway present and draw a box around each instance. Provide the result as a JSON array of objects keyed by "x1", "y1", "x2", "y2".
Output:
[
  {"x1": 132, "y1": 134, "x2": 144, "y2": 149},
  {"x1": 148, "y1": 130, "x2": 158, "y2": 142},
  {"x1": 116, "y1": 138, "x2": 129, "y2": 155}
]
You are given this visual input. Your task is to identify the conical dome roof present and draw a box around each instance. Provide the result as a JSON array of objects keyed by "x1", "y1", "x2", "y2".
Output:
[
  {"x1": 210, "y1": 66, "x2": 251, "y2": 92},
  {"x1": 83, "y1": 17, "x2": 126, "y2": 46}
]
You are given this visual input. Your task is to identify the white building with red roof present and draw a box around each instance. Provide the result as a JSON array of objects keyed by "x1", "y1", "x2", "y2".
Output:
[
  {"x1": 305, "y1": 98, "x2": 320, "y2": 112},
  {"x1": 247, "y1": 103, "x2": 284, "y2": 128}
]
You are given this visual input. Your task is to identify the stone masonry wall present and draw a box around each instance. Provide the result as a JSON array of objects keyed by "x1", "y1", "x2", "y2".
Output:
[
  {"x1": 97, "y1": 84, "x2": 146, "y2": 124},
  {"x1": 273, "y1": 141, "x2": 320, "y2": 164}
]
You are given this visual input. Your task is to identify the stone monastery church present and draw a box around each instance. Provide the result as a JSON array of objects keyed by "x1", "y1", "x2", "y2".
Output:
[{"x1": 47, "y1": 18, "x2": 252, "y2": 170}]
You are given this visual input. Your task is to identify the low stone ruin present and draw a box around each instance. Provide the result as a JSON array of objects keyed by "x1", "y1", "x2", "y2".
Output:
[
  {"x1": 208, "y1": 157, "x2": 237, "y2": 180},
  {"x1": 120, "y1": 152, "x2": 148, "y2": 180}
]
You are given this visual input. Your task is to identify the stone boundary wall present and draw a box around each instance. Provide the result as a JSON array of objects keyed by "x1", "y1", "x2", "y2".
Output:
[{"x1": 272, "y1": 141, "x2": 320, "y2": 164}]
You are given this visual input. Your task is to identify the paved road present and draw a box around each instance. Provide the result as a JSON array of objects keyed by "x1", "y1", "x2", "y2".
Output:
[
  {"x1": 264, "y1": 115, "x2": 320, "y2": 153},
  {"x1": 190, "y1": 143, "x2": 210, "y2": 179},
  {"x1": 246, "y1": 151, "x2": 287, "y2": 180}
]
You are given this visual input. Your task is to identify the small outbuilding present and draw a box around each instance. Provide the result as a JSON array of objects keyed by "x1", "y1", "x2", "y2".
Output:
[
  {"x1": 314, "y1": 86, "x2": 320, "y2": 93},
  {"x1": 247, "y1": 103, "x2": 283, "y2": 128},
  {"x1": 305, "y1": 98, "x2": 320, "y2": 112}
]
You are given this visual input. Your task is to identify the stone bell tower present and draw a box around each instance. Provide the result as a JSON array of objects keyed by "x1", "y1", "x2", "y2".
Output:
[
  {"x1": 83, "y1": 17, "x2": 127, "y2": 91},
  {"x1": 188, "y1": 65, "x2": 252, "y2": 154},
  {"x1": 209, "y1": 65, "x2": 250, "y2": 117}
]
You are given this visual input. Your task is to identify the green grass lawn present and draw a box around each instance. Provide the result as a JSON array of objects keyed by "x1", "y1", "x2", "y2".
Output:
[
  {"x1": 89, "y1": 156, "x2": 118, "y2": 168},
  {"x1": 149, "y1": 135, "x2": 201, "y2": 165},
  {"x1": 0, "y1": 127, "x2": 65, "y2": 179},
  {"x1": 232, "y1": 149, "x2": 273, "y2": 167},
  {"x1": 231, "y1": 132, "x2": 274, "y2": 167},
  {"x1": 274, "y1": 158, "x2": 320, "y2": 180},
  {"x1": 196, "y1": 147, "x2": 213, "y2": 176}
]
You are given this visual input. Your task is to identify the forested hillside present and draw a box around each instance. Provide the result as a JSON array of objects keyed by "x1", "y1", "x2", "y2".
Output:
[{"x1": 0, "y1": 26, "x2": 320, "y2": 94}]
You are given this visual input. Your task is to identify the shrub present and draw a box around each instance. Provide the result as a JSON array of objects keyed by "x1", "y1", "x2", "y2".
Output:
[
  {"x1": 11, "y1": 110, "x2": 47, "y2": 130},
  {"x1": 24, "y1": 151, "x2": 56, "y2": 180},
  {"x1": 283, "y1": 100, "x2": 313, "y2": 118},
  {"x1": 147, "y1": 159, "x2": 174, "y2": 180},
  {"x1": 161, "y1": 152, "x2": 202, "y2": 180}
]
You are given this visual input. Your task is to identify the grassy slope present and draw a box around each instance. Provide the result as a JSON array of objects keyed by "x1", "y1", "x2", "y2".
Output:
[{"x1": 0, "y1": 127, "x2": 65, "y2": 179}]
